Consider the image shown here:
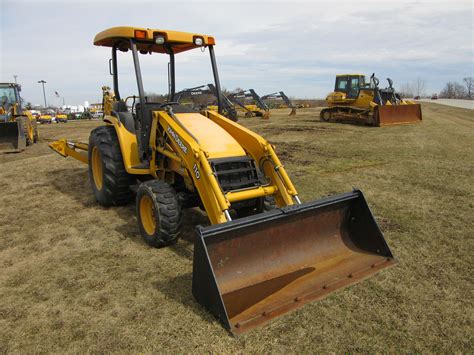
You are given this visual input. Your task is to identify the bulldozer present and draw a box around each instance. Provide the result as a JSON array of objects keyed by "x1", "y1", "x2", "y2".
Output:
[
  {"x1": 261, "y1": 91, "x2": 297, "y2": 116},
  {"x1": 0, "y1": 82, "x2": 39, "y2": 152},
  {"x1": 228, "y1": 89, "x2": 270, "y2": 119},
  {"x1": 49, "y1": 27, "x2": 396, "y2": 335},
  {"x1": 320, "y1": 74, "x2": 422, "y2": 126}
]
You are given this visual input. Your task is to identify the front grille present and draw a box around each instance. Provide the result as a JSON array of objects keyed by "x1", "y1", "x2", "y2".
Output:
[{"x1": 210, "y1": 157, "x2": 260, "y2": 192}]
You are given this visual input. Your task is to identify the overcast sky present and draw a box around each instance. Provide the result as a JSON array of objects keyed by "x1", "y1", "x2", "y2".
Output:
[{"x1": 1, "y1": 0, "x2": 472, "y2": 106}]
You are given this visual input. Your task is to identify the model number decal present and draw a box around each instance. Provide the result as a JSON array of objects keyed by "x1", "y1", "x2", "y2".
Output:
[
  {"x1": 166, "y1": 126, "x2": 188, "y2": 154},
  {"x1": 193, "y1": 163, "x2": 200, "y2": 179}
]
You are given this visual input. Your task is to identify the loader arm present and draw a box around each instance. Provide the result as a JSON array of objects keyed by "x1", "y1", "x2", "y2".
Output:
[
  {"x1": 155, "y1": 108, "x2": 296, "y2": 223},
  {"x1": 205, "y1": 110, "x2": 298, "y2": 207}
]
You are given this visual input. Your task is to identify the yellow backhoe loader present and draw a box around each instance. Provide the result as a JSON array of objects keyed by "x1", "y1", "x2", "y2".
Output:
[
  {"x1": 320, "y1": 74, "x2": 422, "y2": 126},
  {"x1": 0, "y1": 82, "x2": 39, "y2": 152},
  {"x1": 49, "y1": 27, "x2": 396, "y2": 335}
]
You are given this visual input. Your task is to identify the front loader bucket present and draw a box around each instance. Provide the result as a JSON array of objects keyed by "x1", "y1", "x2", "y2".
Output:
[
  {"x1": 0, "y1": 121, "x2": 26, "y2": 152},
  {"x1": 375, "y1": 104, "x2": 422, "y2": 126},
  {"x1": 192, "y1": 190, "x2": 396, "y2": 335}
]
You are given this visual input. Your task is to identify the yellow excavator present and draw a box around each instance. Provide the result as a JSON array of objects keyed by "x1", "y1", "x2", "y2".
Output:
[
  {"x1": 228, "y1": 89, "x2": 270, "y2": 119},
  {"x1": 0, "y1": 82, "x2": 39, "y2": 152},
  {"x1": 49, "y1": 27, "x2": 396, "y2": 335},
  {"x1": 320, "y1": 74, "x2": 422, "y2": 126}
]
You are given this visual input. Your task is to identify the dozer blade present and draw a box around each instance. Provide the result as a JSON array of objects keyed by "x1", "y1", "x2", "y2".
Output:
[
  {"x1": 0, "y1": 121, "x2": 26, "y2": 152},
  {"x1": 375, "y1": 104, "x2": 422, "y2": 126},
  {"x1": 192, "y1": 190, "x2": 396, "y2": 335}
]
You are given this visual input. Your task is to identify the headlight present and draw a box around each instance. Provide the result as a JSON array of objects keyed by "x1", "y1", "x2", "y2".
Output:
[
  {"x1": 155, "y1": 36, "x2": 165, "y2": 45},
  {"x1": 194, "y1": 37, "x2": 203, "y2": 46}
]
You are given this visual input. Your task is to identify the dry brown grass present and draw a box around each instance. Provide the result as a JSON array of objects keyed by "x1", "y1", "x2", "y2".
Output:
[{"x1": 1, "y1": 104, "x2": 472, "y2": 352}]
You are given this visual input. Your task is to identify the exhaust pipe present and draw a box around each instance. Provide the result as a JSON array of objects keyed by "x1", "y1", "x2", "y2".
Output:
[{"x1": 192, "y1": 190, "x2": 396, "y2": 334}]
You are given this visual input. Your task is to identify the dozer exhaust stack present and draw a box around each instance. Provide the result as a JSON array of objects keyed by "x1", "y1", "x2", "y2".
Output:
[
  {"x1": 375, "y1": 103, "x2": 422, "y2": 126},
  {"x1": 0, "y1": 121, "x2": 26, "y2": 152},
  {"x1": 193, "y1": 190, "x2": 396, "y2": 335}
]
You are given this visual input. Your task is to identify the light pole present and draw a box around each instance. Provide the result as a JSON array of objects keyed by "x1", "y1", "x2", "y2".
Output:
[{"x1": 38, "y1": 80, "x2": 47, "y2": 108}]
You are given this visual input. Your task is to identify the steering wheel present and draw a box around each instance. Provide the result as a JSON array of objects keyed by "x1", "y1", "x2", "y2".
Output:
[{"x1": 159, "y1": 101, "x2": 180, "y2": 108}]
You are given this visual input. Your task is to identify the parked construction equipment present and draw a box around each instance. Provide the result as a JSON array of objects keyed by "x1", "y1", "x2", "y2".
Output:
[
  {"x1": 175, "y1": 84, "x2": 238, "y2": 121},
  {"x1": 39, "y1": 114, "x2": 53, "y2": 124},
  {"x1": 49, "y1": 27, "x2": 396, "y2": 335},
  {"x1": 0, "y1": 82, "x2": 39, "y2": 152},
  {"x1": 56, "y1": 112, "x2": 68, "y2": 123},
  {"x1": 320, "y1": 74, "x2": 422, "y2": 126},
  {"x1": 228, "y1": 89, "x2": 270, "y2": 119},
  {"x1": 261, "y1": 91, "x2": 297, "y2": 116}
]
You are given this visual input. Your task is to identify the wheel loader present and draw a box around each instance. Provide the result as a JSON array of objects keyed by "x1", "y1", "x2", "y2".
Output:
[
  {"x1": 0, "y1": 82, "x2": 39, "y2": 152},
  {"x1": 261, "y1": 91, "x2": 297, "y2": 116},
  {"x1": 49, "y1": 27, "x2": 396, "y2": 335},
  {"x1": 320, "y1": 74, "x2": 422, "y2": 126}
]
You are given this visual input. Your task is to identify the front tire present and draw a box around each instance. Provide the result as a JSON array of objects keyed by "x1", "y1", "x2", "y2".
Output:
[
  {"x1": 88, "y1": 125, "x2": 133, "y2": 206},
  {"x1": 136, "y1": 180, "x2": 182, "y2": 247}
]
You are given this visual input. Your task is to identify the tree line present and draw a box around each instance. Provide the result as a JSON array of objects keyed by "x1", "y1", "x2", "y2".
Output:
[{"x1": 399, "y1": 77, "x2": 473, "y2": 99}]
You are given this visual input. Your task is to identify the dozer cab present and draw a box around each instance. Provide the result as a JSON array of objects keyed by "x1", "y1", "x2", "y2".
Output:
[
  {"x1": 320, "y1": 74, "x2": 422, "y2": 126},
  {"x1": 0, "y1": 83, "x2": 39, "y2": 152},
  {"x1": 261, "y1": 91, "x2": 297, "y2": 116},
  {"x1": 49, "y1": 27, "x2": 396, "y2": 335},
  {"x1": 228, "y1": 89, "x2": 270, "y2": 119}
]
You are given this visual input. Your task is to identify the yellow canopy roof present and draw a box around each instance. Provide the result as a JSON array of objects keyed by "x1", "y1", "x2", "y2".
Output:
[
  {"x1": 93, "y1": 26, "x2": 216, "y2": 54},
  {"x1": 336, "y1": 74, "x2": 365, "y2": 77}
]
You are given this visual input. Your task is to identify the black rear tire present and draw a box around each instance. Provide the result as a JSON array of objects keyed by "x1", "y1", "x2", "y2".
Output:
[
  {"x1": 136, "y1": 180, "x2": 182, "y2": 247},
  {"x1": 88, "y1": 125, "x2": 133, "y2": 206}
]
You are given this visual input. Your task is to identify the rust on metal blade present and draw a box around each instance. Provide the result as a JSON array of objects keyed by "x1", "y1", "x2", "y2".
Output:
[
  {"x1": 376, "y1": 104, "x2": 422, "y2": 126},
  {"x1": 194, "y1": 191, "x2": 397, "y2": 335}
]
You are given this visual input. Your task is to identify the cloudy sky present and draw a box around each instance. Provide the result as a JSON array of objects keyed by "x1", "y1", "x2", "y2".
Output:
[{"x1": 1, "y1": 0, "x2": 472, "y2": 106}]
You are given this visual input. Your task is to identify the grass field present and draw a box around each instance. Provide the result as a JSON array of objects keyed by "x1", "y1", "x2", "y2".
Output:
[{"x1": 0, "y1": 104, "x2": 472, "y2": 352}]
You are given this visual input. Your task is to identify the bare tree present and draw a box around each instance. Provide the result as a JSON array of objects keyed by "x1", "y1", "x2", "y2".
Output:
[
  {"x1": 399, "y1": 82, "x2": 414, "y2": 98},
  {"x1": 414, "y1": 77, "x2": 426, "y2": 97},
  {"x1": 440, "y1": 82, "x2": 455, "y2": 98},
  {"x1": 463, "y1": 77, "x2": 473, "y2": 99},
  {"x1": 454, "y1": 82, "x2": 467, "y2": 98},
  {"x1": 440, "y1": 82, "x2": 467, "y2": 98}
]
